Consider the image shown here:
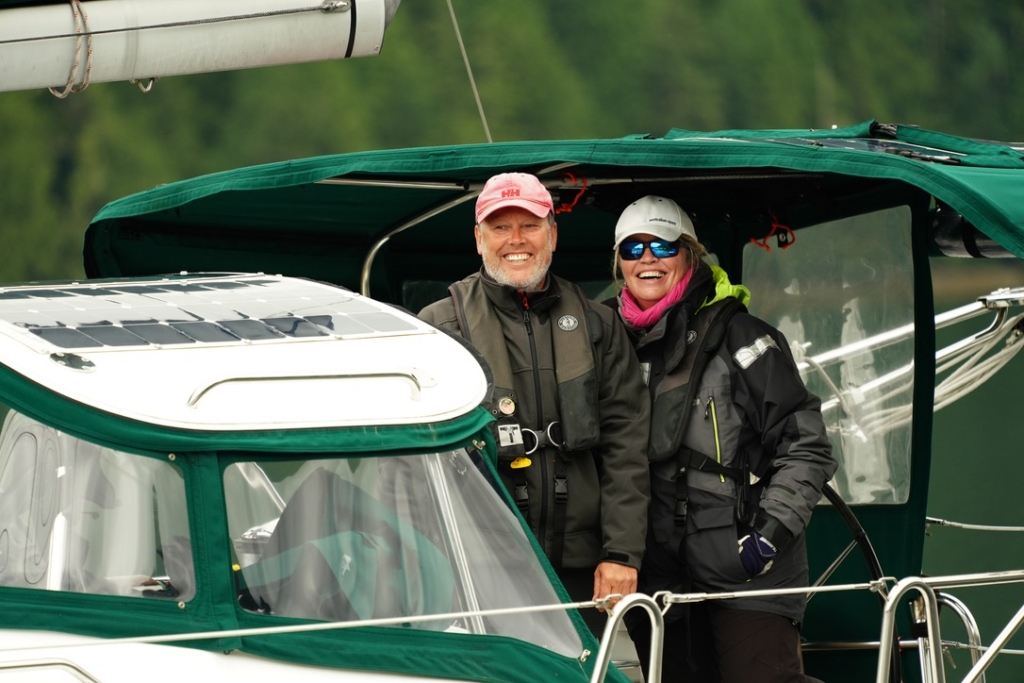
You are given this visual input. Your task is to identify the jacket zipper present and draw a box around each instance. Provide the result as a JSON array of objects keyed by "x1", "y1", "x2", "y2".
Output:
[
  {"x1": 704, "y1": 395, "x2": 725, "y2": 483},
  {"x1": 519, "y1": 291, "x2": 550, "y2": 548}
]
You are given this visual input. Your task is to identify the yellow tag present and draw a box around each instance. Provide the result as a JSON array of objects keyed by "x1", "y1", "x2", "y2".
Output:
[{"x1": 510, "y1": 456, "x2": 532, "y2": 469}]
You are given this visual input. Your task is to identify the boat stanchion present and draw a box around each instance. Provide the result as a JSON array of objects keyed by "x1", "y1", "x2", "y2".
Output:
[
  {"x1": 877, "y1": 577, "x2": 945, "y2": 683},
  {"x1": 589, "y1": 593, "x2": 664, "y2": 683},
  {"x1": 958, "y1": 601, "x2": 1024, "y2": 683}
]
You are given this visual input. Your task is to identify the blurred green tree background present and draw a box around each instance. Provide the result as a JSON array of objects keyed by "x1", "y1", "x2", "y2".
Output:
[
  {"x1": 4, "y1": 0, "x2": 1024, "y2": 282},
  {"x1": 1, "y1": 0, "x2": 1023, "y2": 678}
]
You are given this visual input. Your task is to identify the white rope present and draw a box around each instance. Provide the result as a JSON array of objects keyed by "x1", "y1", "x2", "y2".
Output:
[
  {"x1": 856, "y1": 335, "x2": 1022, "y2": 434},
  {"x1": 939, "y1": 313, "x2": 1020, "y2": 385},
  {"x1": 48, "y1": 0, "x2": 94, "y2": 98},
  {"x1": 811, "y1": 311, "x2": 1024, "y2": 439},
  {"x1": 129, "y1": 77, "x2": 159, "y2": 93},
  {"x1": 935, "y1": 342, "x2": 1022, "y2": 410},
  {"x1": 936, "y1": 315, "x2": 1024, "y2": 396},
  {"x1": 445, "y1": 0, "x2": 492, "y2": 143}
]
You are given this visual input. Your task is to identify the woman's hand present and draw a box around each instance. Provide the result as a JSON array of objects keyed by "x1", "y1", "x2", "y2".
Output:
[{"x1": 737, "y1": 530, "x2": 777, "y2": 578}]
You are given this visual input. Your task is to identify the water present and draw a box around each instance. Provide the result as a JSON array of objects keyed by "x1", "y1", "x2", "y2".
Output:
[{"x1": 924, "y1": 260, "x2": 1024, "y2": 681}]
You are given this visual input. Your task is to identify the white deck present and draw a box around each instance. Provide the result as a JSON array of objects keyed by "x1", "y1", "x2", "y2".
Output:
[{"x1": 0, "y1": 274, "x2": 487, "y2": 431}]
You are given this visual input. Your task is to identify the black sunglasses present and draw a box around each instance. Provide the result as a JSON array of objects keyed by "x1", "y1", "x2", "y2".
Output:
[{"x1": 617, "y1": 239, "x2": 681, "y2": 261}]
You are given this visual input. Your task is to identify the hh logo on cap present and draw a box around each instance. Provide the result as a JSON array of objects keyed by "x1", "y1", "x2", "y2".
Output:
[{"x1": 501, "y1": 189, "x2": 521, "y2": 198}]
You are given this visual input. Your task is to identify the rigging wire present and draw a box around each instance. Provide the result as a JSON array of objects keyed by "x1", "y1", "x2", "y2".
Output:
[
  {"x1": 445, "y1": 0, "x2": 493, "y2": 143},
  {"x1": 0, "y1": 4, "x2": 338, "y2": 46},
  {"x1": 941, "y1": 641, "x2": 1024, "y2": 656},
  {"x1": 926, "y1": 517, "x2": 1024, "y2": 533}
]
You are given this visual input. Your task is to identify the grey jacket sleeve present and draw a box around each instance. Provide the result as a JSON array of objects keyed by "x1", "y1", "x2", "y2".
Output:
[
  {"x1": 727, "y1": 313, "x2": 837, "y2": 547},
  {"x1": 418, "y1": 298, "x2": 460, "y2": 333},
  {"x1": 590, "y1": 303, "x2": 652, "y2": 568}
]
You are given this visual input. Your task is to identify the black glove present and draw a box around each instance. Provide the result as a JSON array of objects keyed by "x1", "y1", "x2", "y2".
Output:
[{"x1": 737, "y1": 530, "x2": 777, "y2": 578}]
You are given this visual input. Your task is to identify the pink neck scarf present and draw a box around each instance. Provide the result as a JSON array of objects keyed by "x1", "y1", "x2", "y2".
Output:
[{"x1": 621, "y1": 268, "x2": 695, "y2": 329}]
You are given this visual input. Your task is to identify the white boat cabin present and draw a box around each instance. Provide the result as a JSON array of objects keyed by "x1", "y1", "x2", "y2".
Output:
[{"x1": 0, "y1": 274, "x2": 596, "y2": 683}]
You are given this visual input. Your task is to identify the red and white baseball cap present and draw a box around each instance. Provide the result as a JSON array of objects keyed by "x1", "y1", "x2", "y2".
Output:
[{"x1": 475, "y1": 173, "x2": 555, "y2": 223}]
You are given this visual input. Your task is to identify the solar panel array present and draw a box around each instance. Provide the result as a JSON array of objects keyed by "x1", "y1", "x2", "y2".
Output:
[{"x1": 0, "y1": 277, "x2": 417, "y2": 350}]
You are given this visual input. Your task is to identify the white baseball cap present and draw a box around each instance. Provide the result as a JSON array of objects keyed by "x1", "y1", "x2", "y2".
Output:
[{"x1": 613, "y1": 195, "x2": 697, "y2": 248}]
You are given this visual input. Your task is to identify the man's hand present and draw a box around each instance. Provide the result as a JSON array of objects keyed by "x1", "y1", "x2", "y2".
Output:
[{"x1": 592, "y1": 561, "x2": 637, "y2": 610}]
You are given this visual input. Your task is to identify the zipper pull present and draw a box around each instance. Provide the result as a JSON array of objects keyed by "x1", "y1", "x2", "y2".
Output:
[
  {"x1": 519, "y1": 291, "x2": 531, "y2": 324},
  {"x1": 704, "y1": 395, "x2": 713, "y2": 420}
]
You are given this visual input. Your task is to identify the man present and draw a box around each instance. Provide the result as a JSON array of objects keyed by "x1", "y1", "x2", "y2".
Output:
[{"x1": 419, "y1": 172, "x2": 651, "y2": 635}]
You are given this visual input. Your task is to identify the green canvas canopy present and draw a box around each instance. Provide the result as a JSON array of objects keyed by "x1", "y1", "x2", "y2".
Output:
[
  {"x1": 78, "y1": 121, "x2": 1024, "y2": 682},
  {"x1": 85, "y1": 120, "x2": 1024, "y2": 303}
]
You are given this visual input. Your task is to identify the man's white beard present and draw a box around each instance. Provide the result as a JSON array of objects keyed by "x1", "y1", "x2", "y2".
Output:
[{"x1": 481, "y1": 233, "x2": 554, "y2": 291}]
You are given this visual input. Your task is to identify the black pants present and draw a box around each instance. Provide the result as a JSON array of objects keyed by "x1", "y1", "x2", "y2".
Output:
[
  {"x1": 557, "y1": 566, "x2": 608, "y2": 639},
  {"x1": 626, "y1": 602, "x2": 822, "y2": 683}
]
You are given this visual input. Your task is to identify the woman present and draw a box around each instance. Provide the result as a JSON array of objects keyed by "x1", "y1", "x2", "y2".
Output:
[{"x1": 608, "y1": 196, "x2": 836, "y2": 683}]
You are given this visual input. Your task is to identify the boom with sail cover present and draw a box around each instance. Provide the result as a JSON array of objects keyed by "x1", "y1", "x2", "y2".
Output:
[{"x1": 0, "y1": 0, "x2": 401, "y2": 94}]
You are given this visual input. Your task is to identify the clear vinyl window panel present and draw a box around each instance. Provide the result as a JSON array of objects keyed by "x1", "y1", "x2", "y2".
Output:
[
  {"x1": 224, "y1": 450, "x2": 582, "y2": 657},
  {"x1": 0, "y1": 411, "x2": 193, "y2": 599},
  {"x1": 743, "y1": 206, "x2": 915, "y2": 504}
]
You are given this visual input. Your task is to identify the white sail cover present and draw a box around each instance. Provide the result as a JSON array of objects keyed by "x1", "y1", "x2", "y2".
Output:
[{"x1": 0, "y1": 0, "x2": 400, "y2": 93}]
